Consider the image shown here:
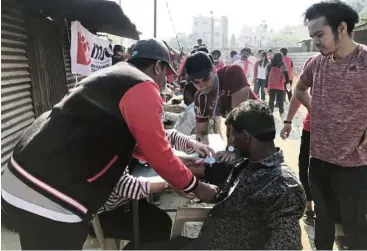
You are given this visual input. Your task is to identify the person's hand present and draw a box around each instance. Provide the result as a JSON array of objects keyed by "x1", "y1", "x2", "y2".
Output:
[
  {"x1": 215, "y1": 150, "x2": 235, "y2": 162},
  {"x1": 174, "y1": 189, "x2": 196, "y2": 200},
  {"x1": 187, "y1": 139, "x2": 215, "y2": 157},
  {"x1": 193, "y1": 182, "x2": 218, "y2": 203},
  {"x1": 265, "y1": 88, "x2": 269, "y2": 93},
  {"x1": 179, "y1": 155, "x2": 201, "y2": 166},
  {"x1": 280, "y1": 123, "x2": 292, "y2": 140}
]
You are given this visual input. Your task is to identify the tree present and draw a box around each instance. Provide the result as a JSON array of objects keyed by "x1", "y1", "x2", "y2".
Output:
[
  {"x1": 269, "y1": 25, "x2": 309, "y2": 47},
  {"x1": 344, "y1": 0, "x2": 367, "y2": 23}
]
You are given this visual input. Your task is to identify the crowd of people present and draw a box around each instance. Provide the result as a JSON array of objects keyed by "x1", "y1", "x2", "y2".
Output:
[{"x1": 1, "y1": 0, "x2": 366, "y2": 250}]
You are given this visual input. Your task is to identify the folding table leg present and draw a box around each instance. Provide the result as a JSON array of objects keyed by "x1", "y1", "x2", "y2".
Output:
[{"x1": 132, "y1": 200, "x2": 140, "y2": 249}]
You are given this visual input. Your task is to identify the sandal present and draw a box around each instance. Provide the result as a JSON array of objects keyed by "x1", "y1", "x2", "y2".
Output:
[
  {"x1": 335, "y1": 236, "x2": 350, "y2": 250},
  {"x1": 303, "y1": 210, "x2": 315, "y2": 226}
]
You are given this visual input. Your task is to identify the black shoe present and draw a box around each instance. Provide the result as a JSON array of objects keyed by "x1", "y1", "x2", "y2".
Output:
[{"x1": 303, "y1": 210, "x2": 315, "y2": 226}]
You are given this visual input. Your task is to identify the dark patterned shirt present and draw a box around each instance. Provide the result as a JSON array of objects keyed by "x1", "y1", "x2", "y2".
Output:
[{"x1": 186, "y1": 149, "x2": 306, "y2": 250}]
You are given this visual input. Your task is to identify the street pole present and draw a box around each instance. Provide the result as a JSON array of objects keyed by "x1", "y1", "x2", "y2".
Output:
[
  {"x1": 118, "y1": 0, "x2": 123, "y2": 45},
  {"x1": 210, "y1": 11, "x2": 214, "y2": 50},
  {"x1": 154, "y1": 0, "x2": 157, "y2": 38}
]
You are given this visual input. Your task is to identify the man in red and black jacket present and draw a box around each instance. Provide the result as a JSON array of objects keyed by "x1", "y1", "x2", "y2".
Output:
[{"x1": 1, "y1": 39, "x2": 217, "y2": 250}]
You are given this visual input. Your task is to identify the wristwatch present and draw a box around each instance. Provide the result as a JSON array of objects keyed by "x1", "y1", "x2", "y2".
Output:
[
  {"x1": 283, "y1": 120, "x2": 292, "y2": 124},
  {"x1": 226, "y1": 146, "x2": 235, "y2": 152},
  {"x1": 163, "y1": 181, "x2": 171, "y2": 193}
]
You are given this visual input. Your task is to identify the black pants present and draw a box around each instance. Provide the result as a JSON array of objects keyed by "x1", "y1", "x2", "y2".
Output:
[
  {"x1": 309, "y1": 158, "x2": 367, "y2": 250},
  {"x1": 284, "y1": 80, "x2": 293, "y2": 102},
  {"x1": 1, "y1": 199, "x2": 89, "y2": 250},
  {"x1": 89, "y1": 200, "x2": 172, "y2": 243},
  {"x1": 268, "y1": 89, "x2": 284, "y2": 113},
  {"x1": 298, "y1": 129, "x2": 312, "y2": 201},
  {"x1": 124, "y1": 236, "x2": 193, "y2": 250}
]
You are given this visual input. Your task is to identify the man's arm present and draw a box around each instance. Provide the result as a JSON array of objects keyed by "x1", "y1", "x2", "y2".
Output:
[
  {"x1": 194, "y1": 91, "x2": 210, "y2": 145},
  {"x1": 196, "y1": 121, "x2": 209, "y2": 145},
  {"x1": 231, "y1": 87, "x2": 250, "y2": 109},
  {"x1": 265, "y1": 65, "x2": 271, "y2": 88},
  {"x1": 294, "y1": 56, "x2": 316, "y2": 111},
  {"x1": 285, "y1": 95, "x2": 302, "y2": 121},
  {"x1": 282, "y1": 64, "x2": 290, "y2": 83},
  {"x1": 295, "y1": 80, "x2": 311, "y2": 111},
  {"x1": 247, "y1": 62, "x2": 254, "y2": 82},
  {"x1": 119, "y1": 82, "x2": 198, "y2": 192},
  {"x1": 253, "y1": 61, "x2": 259, "y2": 82}
]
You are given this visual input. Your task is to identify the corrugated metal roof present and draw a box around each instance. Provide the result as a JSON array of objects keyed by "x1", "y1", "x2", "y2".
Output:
[
  {"x1": 355, "y1": 21, "x2": 367, "y2": 31},
  {"x1": 17, "y1": 0, "x2": 140, "y2": 39}
]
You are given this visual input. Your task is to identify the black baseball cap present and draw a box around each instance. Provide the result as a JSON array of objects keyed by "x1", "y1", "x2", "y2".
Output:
[
  {"x1": 185, "y1": 51, "x2": 214, "y2": 81},
  {"x1": 128, "y1": 38, "x2": 176, "y2": 74}
]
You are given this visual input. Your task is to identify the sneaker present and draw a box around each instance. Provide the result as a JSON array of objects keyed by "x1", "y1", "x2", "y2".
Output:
[{"x1": 303, "y1": 210, "x2": 315, "y2": 226}]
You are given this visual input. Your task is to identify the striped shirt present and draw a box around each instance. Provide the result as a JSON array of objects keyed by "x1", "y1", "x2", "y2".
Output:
[{"x1": 100, "y1": 129, "x2": 195, "y2": 213}]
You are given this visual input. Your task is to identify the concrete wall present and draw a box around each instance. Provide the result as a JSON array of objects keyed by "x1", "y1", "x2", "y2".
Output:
[
  {"x1": 288, "y1": 52, "x2": 319, "y2": 70},
  {"x1": 355, "y1": 30, "x2": 367, "y2": 45},
  {"x1": 220, "y1": 51, "x2": 318, "y2": 70}
]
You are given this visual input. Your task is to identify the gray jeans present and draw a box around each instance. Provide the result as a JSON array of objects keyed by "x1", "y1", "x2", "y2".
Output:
[{"x1": 254, "y1": 79, "x2": 266, "y2": 100}]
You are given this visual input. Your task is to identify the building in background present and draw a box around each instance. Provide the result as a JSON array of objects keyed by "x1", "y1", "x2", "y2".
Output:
[
  {"x1": 191, "y1": 14, "x2": 228, "y2": 50},
  {"x1": 237, "y1": 20, "x2": 273, "y2": 49}
]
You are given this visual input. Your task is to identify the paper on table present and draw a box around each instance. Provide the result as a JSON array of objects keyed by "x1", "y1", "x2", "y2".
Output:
[{"x1": 174, "y1": 134, "x2": 225, "y2": 158}]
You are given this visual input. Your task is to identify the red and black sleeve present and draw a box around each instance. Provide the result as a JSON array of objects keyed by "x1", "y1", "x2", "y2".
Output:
[{"x1": 119, "y1": 81, "x2": 198, "y2": 192}]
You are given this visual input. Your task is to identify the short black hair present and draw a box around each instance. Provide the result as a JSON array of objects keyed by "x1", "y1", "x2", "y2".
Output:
[
  {"x1": 183, "y1": 82, "x2": 197, "y2": 105},
  {"x1": 268, "y1": 49, "x2": 273, "y2": 53},
  {"x1": 128, "y1": 58, "x2": 167, "y2": 71},
  {"x1": 240, "y1": 47, "x2": 251, "y2": 54},
  {"x1": 211, "y1": 49, "x2": 221, "y2": 57},
  {"x1": 197, "y1": 38, "x2": 202, "y2": 43},
  {"x1": 197, "y1": 46, "x2": 209, "y2": 53},
  {"x1": 225, "y1": 100, "x2": 276, "y2": 142},
  {"x1": 113, "y1": 45, "x2": 124, "y2": 53},
  {"x1": 280, "y1": 48, "x2": 288, "y2": 55},
  {"x1": 230, "y1": 50, "x2": 237, "y2": 57},
  {"x1": 304, "y1": 0, "x2": 359, "y2": 36},
  {"x1": 270, "y1": 53, "x2": 283, "y2": 67}
]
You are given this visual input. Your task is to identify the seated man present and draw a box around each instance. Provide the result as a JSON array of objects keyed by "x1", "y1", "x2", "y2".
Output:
[{"x1": 126, "y1": 100, "x2": 306, "y2": 250}]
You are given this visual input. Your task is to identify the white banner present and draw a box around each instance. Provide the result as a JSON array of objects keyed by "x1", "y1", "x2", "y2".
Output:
[{"x1": 70, "y1": 21, "x2": 113, "y2": 76}]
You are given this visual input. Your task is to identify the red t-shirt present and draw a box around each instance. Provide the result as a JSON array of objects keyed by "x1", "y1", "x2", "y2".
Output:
[
  {"x1": 282, "y1": 56, "x2": 293, "y2": 80},
  {"x1": 194, "y1": 65, "x2": 257, "y2": 122},
  {"x1": 267, "y1": 63, "x2": 287, "y2": 91},
  {"x1": 303, "y1": 112, "x2": 310, "y2": 132},
  {"x1": 300, "y1": 44, "x2": 367, "y2": 166}
]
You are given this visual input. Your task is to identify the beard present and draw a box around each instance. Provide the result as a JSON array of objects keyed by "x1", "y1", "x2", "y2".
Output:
[{"x1": 236, "y1": 147, "x2": 250, "y2": 158}]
